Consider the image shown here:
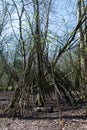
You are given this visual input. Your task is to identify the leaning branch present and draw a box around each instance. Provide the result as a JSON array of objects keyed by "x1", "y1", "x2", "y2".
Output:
[{"x1": 53, "y1": 9, "x2": 87, "y2": 67}]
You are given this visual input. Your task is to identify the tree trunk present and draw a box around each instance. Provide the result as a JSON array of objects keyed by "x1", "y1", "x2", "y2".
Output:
[
  {"x1": 77, "y1": 0, "x2": 87, "y2": 98},
  {"x1": 35, "y1": 0, "x2": 45, "y2": 105}
]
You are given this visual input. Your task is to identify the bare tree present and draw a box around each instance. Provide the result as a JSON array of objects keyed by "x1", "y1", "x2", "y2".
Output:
[{"x1": 2, "y1": 0, "x2": 87, "y2": 118}]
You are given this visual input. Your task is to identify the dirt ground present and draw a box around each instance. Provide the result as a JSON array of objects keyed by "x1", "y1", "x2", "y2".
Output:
[
  {"x1": 0, "y1": 116, "x2": 87, "y2": 130},
  {"x1": 0, "y1": 91, "x2": 87, "y2": 130},
  {"x1": 0, "y1": 118, "x2": 61, "y2": 130}
]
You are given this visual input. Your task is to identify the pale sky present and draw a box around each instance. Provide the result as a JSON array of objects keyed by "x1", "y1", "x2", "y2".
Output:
[{"x1": 0, "y1": 0, "x2": 80, "y2": 60}]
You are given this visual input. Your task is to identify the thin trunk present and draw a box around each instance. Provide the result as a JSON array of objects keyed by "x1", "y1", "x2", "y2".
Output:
[
  {"x1": 19, "y1": 6, "x2": 26, "y2": 70},
  {"x1": 35, "y1": 0, "x2": 45, "y2": 102},
  {"x1": 12, "y1": 0, "x2": 26, "y2": 70},
  {"x1": 77, "y1": 0, "x2": 87, "y2": 98}
]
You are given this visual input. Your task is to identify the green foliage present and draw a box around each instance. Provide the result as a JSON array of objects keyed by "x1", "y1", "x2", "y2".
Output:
[
  {"x1": 0, "y1": 86, "x2": 6, "y2": 91},
  {"x1": 14, "y1": 59, "x2": 23, "y2": 70},
  {"x1": 0, "y1": 86, "x2": 15, "y2": 91},
  {"x1": 7, "y1": 86, "x2": 14, "y2": 91}
]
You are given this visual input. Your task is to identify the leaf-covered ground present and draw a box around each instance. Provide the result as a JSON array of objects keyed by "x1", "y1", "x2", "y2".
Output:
[
  {"x1": 0, "y1": 116, "x2": 87, "y2": 130},
  {"x1": 0, "y1": 91, "x2": 87, "y2": 130}
]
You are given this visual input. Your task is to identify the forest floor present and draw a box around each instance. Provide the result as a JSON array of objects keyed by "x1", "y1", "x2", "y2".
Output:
[{"x1": 0, "y1": 91, "x2": 87, "y2": 130}]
